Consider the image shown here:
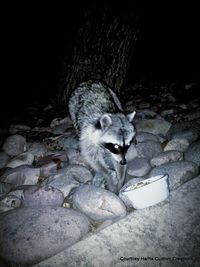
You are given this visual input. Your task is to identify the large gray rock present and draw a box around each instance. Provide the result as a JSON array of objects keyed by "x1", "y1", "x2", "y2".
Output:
[
  {"x1": 3, "y1": 134, "x2": 27, "y2": 156},
  {"x1": 136, "y1": 140, "x2": 162, "y2": 160},
  {"x1": 127, "y1": 158, "x2": 151, "y2": 177},
  {"x1": 136, "y1": 131, "x2": 160, "y2": 143},
  {"x1": 166, "y1": 120, "x2": 200, "y2": 139},
  {"x1": 185, "y1": 140, "x2": 200, "y2": 166},
  {"x1": 173, "y1": 129, "x2": 199, "y2": 144},
  {"x1": 73, "y1": 185, "x2": 126, "y2": 222},
  {"x1": 28, "y1": 142, "x2": 48, "y2": 161},
  {"x1": 0, "y1": 207, "x2": 90, "y2": 265},
  {"x1": 35, "y1": 176, "x2": 200, "y2": 267},
  {"x1": 42, "y1": 169, "x2": 80, "y2": 198},
  {"x1": 135, "y1": 119, "x2": 171, "y2": 136},
  {"x1": 150, "y1": 161, "x2": 199, "y2": 190},
  {"x1": 0, "y1": 165, "x2": 40, "y2": 185},
  {"x1": 164, "y1": 138, "x2": 189, "y2": 152},
  {"x1": 0, "y1": 152, "x2": 10, "y2": 169},
  {"x1": 6, "y1": 152, "x2": 34, "y2": 168},
  {"x1": 150, "y1": 150, "x2": 183, "y2": 167},
  {"x1": 22, "y1": 185, "x2": 64, "y2": 207}
]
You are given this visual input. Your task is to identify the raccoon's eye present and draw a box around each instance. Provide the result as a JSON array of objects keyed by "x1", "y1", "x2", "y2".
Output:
[{"x1": 103, "y1": 143, "x2": 120, "y2": 154}]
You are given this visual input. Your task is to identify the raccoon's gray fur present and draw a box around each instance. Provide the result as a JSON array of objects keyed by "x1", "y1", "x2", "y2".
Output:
[{"x1": 68, "y1": 81, "x2": 136, "y2": 193}]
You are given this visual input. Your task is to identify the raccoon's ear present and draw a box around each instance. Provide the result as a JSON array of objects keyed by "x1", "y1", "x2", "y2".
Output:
[
  {"x1": 127, "y1": 111, "x2": 136, "y2": 122},
  {"x1": 100, "y1": 114, "x2": 112, "y2": 129}
]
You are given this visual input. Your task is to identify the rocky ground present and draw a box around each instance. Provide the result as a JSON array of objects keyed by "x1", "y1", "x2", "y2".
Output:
[{"x1": 0, "y1": 81, "x2": 200, "y2": 266}]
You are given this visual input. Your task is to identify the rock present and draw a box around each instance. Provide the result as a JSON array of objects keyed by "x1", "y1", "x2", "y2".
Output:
[
  {"x1": 6, "y1": 152, "x2": 34, "y2": 168},
  {"x1": 35, "y1": 176, "x2": 200, "y2": 267},
  {"x1": 48, "y1": 134, "x2": 79, "y2": 150},
  {"x1": 65, "y1": 148, "x2": 89, "y2": 167},
  {"x1": 125, "y1": 144, "x2": 138, "y2": 162},
  {"x1": 42, "y1": 169, "x2": 80, "y2": 197},
  {"x1": 0, "y1": 182, "x2": 14, "y2": 198},
  {"x1": 136, "y1": 140, "x2": 162, "y2": 160},
  {"x1": 166, "y1": 120, "x2": 200, "y2": 139},
  {"x1": 28, "y1": 142, "x2": 48, "y2": 161},
  {"x1": 0, "y1": 152, "x2": 10, "y2": 169},
  {"x1": 135, "y1": 109, "x2": 162, "y2": 120},
  {"x1": 50, "y1": 116, "x2": 73, "y2": 134},
  {"x1": 185, "y1": 140, "x2": 200, "y2": 166},
  {"x1": 9, "y1": 124, "x2": 31, "y2": 135},
  {"x1": 0, "y1": 165, "x2": 40, "y2": 186},
  {"x1": 22, "y1": 185, "x2": 64, "y2": 207},
  {"x1": 164, "y1": 138, "x2": 190, "y2": 152},
  {"x1": 0, "y1": 207, "x2": 90, "y2": 265},
  {"x1": 135, "y1": 119, "x2": 171, "y2": 136},
  {"x1": 173, "y1": 129, "x2": 199, "y2": 144},
  {"x1": 2, "y1": 134, "x2": 27, "y2": 156},
  {"x1": 160, "y1": 108, "x2": 175, "y2": 117},
  {"x1": 73, "y1": 185, "x2": 126, "y2": 222},
  {"x1": 39, "y1": 161, "x2": 59, "y2": 177},
  {"x1": 136, "y1": 131, "x2": 160, "y2": 143},
  {"x1": 150, "y1": 161, "x2": 199, "y2": 190},
  {"x1": 119, "y1": 178, "x2": 145, "y2": 208},
  {"x1": 64, "y1": 165, "x2": 93, "y2": 184},
  {"x1": 46, "y1": 151, "x2": 68, "y2": 162},
  {"x1": 150, "y1": 150, "x2": 183, "y2": 167},
  {"x1": 0, "y1": 194, "x2": 21, "y2": 213},
  {"x1": 127, "y1": 158, "x2": 151, "y2": 177}
]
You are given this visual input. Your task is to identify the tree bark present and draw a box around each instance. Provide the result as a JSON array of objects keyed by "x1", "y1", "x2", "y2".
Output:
[{"x1": 57, "y1": 4, "x2": 140, "y2": 105}]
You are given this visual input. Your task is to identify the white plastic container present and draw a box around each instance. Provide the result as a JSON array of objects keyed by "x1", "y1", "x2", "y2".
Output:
[{"x1": 122, "y1": 174, "x2": 169, "y2": 209}]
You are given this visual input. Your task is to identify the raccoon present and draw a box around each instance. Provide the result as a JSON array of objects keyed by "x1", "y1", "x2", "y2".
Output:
[{"x1": 68, "y1": 81, "x2": 136, "y2": 193}]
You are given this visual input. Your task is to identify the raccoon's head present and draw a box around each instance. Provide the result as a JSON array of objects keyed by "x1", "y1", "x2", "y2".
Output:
[{"x1": 99, "y1": 111, "x2": 136, "y2": 165}]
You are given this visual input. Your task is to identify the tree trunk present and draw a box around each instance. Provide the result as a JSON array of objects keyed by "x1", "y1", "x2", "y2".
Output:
[{"x1": 57, "y1": 4, "x2": 140, "y2": 105}]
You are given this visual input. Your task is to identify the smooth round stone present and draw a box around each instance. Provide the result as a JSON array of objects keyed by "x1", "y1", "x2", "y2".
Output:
[
  {"x1": 0, "y1": 165, "x2": 40, "y2": 186},
  {"x1": 173, "y1": 130, "x2": 199, "y2": 144},
  {"x1": 22, "y1": 185, "x2": 64, "y2": 207},
  {"x1": 73, "y1": 185, "x2": 126, "y2": 222},
  {"x1": 136, "y1": 131, "x2": 160, "y2": 143},
  {"x1": 0, "y1": 152, "x2": 10, "y2": 169},
  {"x1": 136, "y1": 140, "x2": 162, "y2": 160},
  {"x1": 28, "y1": 142, "x2": 48, "y2": 161},
  {"x1": 150, "y1": 161, "x2": 199, "y2": 190},
  {"x1": 65, "y1": 164, "x2": 93, "y2": 183},
  {"x1": 0, "y1": 207, "x2": 90, "y2": 265},
  {"x1": 150, "y1": 151, "x2": 183, "y2": 167},
  {"x1": 127, "y1": 158, "x2": 151, "y2": 177},
  {"x1": 135, "y1": 119, "x2": 171, "y2": 136},
  {"x1": 0, "y1": 182, "x2": 14, "y2": 198},
  {"x1": 42, "y1": 169, "x2": 80, "y2": 197},
  {"x1": 3, "y1": 134, "x2": 27, "y2": 156},
  {"x1": 164, "y1": 138, "x2": 189, "y2": 152},
  {"x1": 185, "y1": 140, "x2": 200, "y2": 166},
  {"x1": 6, "y1": 152, "x2": 34, "y2": 168}
]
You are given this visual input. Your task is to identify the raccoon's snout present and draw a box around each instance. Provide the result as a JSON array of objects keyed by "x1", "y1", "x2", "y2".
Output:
[{"x1": 120, "y1": 158, "x2": 127, "y2": 165}]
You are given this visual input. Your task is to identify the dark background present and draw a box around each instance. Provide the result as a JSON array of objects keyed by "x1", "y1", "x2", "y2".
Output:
[{"x1": 1, "y1": 2, "x2": 199, "y2": 124}]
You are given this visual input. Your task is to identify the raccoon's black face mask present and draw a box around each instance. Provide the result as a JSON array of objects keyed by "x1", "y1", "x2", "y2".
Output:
[
  {"x1": 103, "y1": 136, "x2": 136, "y2": 165},
  {"x1": 103, "y1": 143, "x2": 128, "y2": 165}
]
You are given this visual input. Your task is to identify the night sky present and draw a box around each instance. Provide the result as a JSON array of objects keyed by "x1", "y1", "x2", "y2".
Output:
[{"x1": 1, "y1": 2, "x2": 199, "y2": 123}]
